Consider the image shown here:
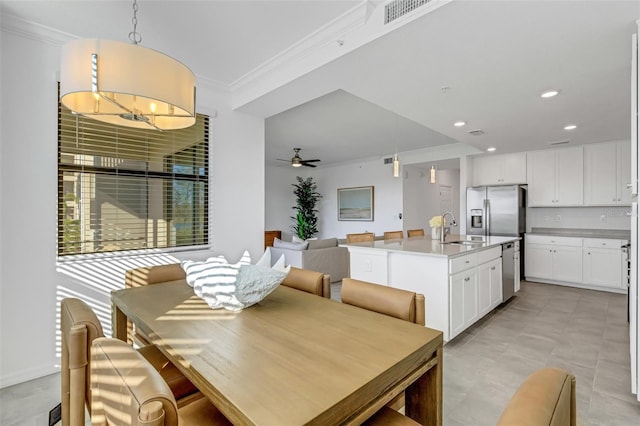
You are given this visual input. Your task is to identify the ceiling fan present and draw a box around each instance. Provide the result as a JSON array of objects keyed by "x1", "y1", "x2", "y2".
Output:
[{"x1": 277, "y1": 148, "x2": 321, "y2": 168}]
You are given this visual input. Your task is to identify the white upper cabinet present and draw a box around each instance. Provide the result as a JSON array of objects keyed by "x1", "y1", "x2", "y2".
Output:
[
  {"x1": 473, "y1": 152, "x2": 527, "y2": 186},
  {"x1": 584, "y1": 141, "x2": 632, "y2": 205},
  {"x1": 527, "y1": 146, "x2": 584, "y2": 206}
]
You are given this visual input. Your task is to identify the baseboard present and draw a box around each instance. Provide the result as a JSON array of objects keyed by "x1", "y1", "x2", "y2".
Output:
[{"x1": 0, "y1": 364, "x2": 59, "y2": 389}]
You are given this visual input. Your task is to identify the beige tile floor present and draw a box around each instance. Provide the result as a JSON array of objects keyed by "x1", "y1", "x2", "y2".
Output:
[{"x1": 2, "y1": 281, "x2": 639, "y2": 425}]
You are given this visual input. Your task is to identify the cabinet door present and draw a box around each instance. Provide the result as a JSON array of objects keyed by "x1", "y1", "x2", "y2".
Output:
[
  {"x1": 617, "y1": 141, "x2": 632, "y2": 204},
  {"x1": 526, "y1": 244, "x2": 553, "y2": 279},
  {"x1": 556, "y1": 147, "x2": 584, "y2": 205},
  {"x1": 527, "y1": 150, "x2": 556, "y2": 206},
  {"x1": 477, "y1": 262, "x2": 492, "y2": 317},
  {"x1": 584, "y1": 143, "x2": 617, "y2": 205},
  {"x1": 473, "y1": 156, "x2": 502, "y2": 186},
  {"x1": 449, "y1": 273, "x2": 466, "y2": 339},
  {"x1": 552, "y1": 246, "x2": 583, "y2": 283},
  {"x1": 488, "y1": 258, "x2": 503, "y2": 308},
  {"x1": 501, "y1": 152, "x2": 527, "y2": 184},
  {"x1": 463, "y1": 271, "x2": 479, "y2": 328},
  {"x1": 583, "y1": 247, "x2": 622, "y2": 288}
]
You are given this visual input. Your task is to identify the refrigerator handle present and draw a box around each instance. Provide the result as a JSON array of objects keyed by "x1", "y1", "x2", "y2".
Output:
[
  {"x1": 631, "y1": 34, "x2": 638, "y2": 196},
  {"x1": 484, "y1": 198, "x2": 490, "y2": 237}
]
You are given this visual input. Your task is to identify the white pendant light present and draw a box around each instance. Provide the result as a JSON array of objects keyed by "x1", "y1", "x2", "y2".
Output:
[
  {"x1": 430, "y1": 165, "x2": 437, "y2": 184},
  {"x1": 60, "y1": 0, "x2": 195, "y2": 130},
  {"x1": 393, "y1": 154, "x2": 400, "y2": 178}
]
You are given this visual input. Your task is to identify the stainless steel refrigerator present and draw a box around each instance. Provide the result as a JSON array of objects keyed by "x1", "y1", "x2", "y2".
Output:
[{"x1": 466, "y1": 185, "x2": 526, "y2": 302}]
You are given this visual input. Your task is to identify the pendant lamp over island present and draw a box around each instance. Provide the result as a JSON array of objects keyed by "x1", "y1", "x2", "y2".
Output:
[{"x1": 59, "y1": 0, "x2": 195, "y2": 130}]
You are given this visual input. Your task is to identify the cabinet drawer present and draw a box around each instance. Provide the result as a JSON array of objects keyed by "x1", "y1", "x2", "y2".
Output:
[
  {"x1": 526, "y1": 234, "x2": 582, "y2": 246},
  {"x1": 450, "y1": 253, "x2": 478, "y2": 274},
  {"x1": 583, "y1": 238, "x2": 627, "y2": 249},
  {"x1": 477, "y1": 246, "x2": 502, "y2": 264}
]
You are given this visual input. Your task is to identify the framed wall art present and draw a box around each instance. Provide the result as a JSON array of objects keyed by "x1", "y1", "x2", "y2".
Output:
[{"x1": 338, "y1": 186, "x2": 374, "y2": 221}]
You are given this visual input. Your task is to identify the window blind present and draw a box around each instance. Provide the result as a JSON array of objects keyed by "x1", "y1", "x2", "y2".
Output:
[{"x1": 58, "y1": 100, "x2": 209, "y2": 256}]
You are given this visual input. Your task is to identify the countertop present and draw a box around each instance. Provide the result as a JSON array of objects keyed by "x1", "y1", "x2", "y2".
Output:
[
  {"x1": 528, "y1": 227, "x2": 630, "y2": 241},
  {"x1": 340, "y1": 234, "x2": 519, "y2": 258}
]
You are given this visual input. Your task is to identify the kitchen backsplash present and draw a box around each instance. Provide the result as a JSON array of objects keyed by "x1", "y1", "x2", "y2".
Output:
[{"x1": 526, "y1": 206, "x2": 631, "y2": 232}]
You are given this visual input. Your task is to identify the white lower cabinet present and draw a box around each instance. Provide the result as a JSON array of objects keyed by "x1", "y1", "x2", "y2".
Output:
[
  {"x1": 450, "y1": 268, "x2": 478, "y2": 339},
  {"x1": 582, "y1": 238, "x2": 624, "y2": 289},
  {"x1": 526, "y1": 234, "x2": 627, "y2": 293},
  {"x1": 478, "y1": 257, "x2": 502, "y2": 317},
  {"x1": 449, "y1": 247, "x2": 502, "y2": 340}
]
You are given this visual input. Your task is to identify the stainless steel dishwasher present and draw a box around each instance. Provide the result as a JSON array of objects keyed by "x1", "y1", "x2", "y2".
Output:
[{"x1": 502, "y1": 242, "x2": 516, "y2": 302}]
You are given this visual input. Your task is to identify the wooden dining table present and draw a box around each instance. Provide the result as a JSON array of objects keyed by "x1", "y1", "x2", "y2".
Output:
[{"x1": 111, "y1": 280, "x2": 443, "y2": 425}]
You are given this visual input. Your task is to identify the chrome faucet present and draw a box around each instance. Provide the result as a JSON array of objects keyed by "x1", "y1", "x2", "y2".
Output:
[{"x1": 441, "y1": 211, "x2": 457, "y2": 243}]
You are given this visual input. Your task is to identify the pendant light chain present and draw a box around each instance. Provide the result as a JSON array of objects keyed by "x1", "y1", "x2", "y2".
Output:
[{"x1": 129, "y1": 0, "x2": 142, "y2": 45}]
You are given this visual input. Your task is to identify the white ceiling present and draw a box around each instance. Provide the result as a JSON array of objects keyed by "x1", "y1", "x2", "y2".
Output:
[{"x1": 3, "y1": 0, "x2": 639, "y2": 168}]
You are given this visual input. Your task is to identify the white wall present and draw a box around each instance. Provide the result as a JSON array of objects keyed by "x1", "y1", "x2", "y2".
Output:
[
  {"x1": 403, "y1": 166, "x2": 461, "y2": 234},
  {"x1": 0, "y1": 25, "x2": 265, "y2": 387},
  {"x1": 264, "y1": 165, "x2": 312, "y2": 241}
]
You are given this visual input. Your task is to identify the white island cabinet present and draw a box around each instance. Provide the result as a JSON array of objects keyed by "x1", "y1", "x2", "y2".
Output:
[{"x1": 344, "y1": 237, "x2": 512, "y2": 341}]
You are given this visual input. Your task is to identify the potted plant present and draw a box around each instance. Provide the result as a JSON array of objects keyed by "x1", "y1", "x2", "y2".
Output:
[{"x1": 291, "y1": 176, "x2": 322, "y2": 240}]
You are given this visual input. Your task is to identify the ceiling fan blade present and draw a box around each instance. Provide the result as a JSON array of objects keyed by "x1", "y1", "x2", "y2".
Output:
[
  {"x1": 303, "y1": 163, "x2": 317, "y2": 168},
  {"x1": 302, "y1": 159, "x2": 321, "y2": 163}
]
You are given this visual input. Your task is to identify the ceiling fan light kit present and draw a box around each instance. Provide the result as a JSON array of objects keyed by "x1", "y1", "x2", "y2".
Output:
[
  {"x1": 278, "y1": 148, "x2": 321, "y2": 168},
  {"x1": 59, "y1": 0, "x2": 196, "y2": 130}
]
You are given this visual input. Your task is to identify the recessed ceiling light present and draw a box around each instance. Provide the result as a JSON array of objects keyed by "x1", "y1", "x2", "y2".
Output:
[
  {"x1": 564, "y1": 124, "x2": 577, "y2": 130},
  {"x1": 540, "y1": 90, "x2": 559, "y2": 98},
  {"x1": 487, "y1": 147, "x2": 496, "y2": 152},
  {"x1": 453, "y1": 121, "x2": 466, "y2": 127}
]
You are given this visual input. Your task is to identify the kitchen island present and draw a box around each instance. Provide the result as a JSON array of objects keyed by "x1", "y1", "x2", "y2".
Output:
[{"x1": 342, "y1": 235, "x2": 519, "y2": 341}]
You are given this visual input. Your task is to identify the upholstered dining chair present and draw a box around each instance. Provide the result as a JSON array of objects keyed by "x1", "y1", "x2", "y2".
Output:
[
  {"x1": 281, "y1": 266, "x2": 332, "y2": 298},
  {"x1": 60, "y1": 298, "x2": 198, "y2": 426},
  {"x1": 346, "y1": 232, "x2": 375, "y2": 243},
  {"x1": 125, "y1": 264, "x2": 186, "y2": 345},
  {"x1": 498, "y1": 367, "x2": 577, "y2": 426},
  {"x1": 341, "y1": 278, "x2": 426, "y2": 418},
  {"x1": 407, "y1": 229, "x2": 425, "y2": 237},
  {"x1": 384, "y1": 230, "x2": 404, "y2": 240},
  {"x1": 341, "y1": 278, "x2": 425, "y2": 325},
  {"x1": 91, "y1": 337, "x2": 231, "y2": 426}
]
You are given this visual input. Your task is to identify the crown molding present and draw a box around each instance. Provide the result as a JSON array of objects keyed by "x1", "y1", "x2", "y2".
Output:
[
  {"x1": 1, "y1": 14, "x2": 76, "y2": 46},
  {"x1": 229, "y1": 1, "x2": 369, "y2": 92}
]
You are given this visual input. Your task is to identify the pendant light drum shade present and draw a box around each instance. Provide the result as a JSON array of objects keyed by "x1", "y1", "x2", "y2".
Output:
[{"x1": 60, "y1": 39, "x2": 196, "y2": 130}]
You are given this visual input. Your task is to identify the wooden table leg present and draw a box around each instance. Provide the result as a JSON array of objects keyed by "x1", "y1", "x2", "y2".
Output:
[
  {"x1": 405, "y1": 345, "x2": 443, "y2": 426},
  {"x1": 111, "y1": 300, "x2": 127, "y2": 341}
]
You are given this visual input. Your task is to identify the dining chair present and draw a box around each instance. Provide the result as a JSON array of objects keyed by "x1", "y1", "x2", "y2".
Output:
[
  {"x1": 341, "y1": 278, "x2": 426, "y2": 416},
  {"x1": 281, "y1": 266, "x2": 331, "y2": 298},
  {"x1": 60, "y1": 298, "x2": 198, "y2": 426},
  {"x1": 125, "y1": 264, "x2": 186, "y2": 345},
  {"x1": 346, "y1": 232, "x2": 375, "y2": 243},
  {"x1": 407, "y1": 229, "x2": 425, "y2": 237},
  {"x1": 384, "y1": 230, "x2": 404, "y2": 240},
  {"x1": 341, "y1": 278, "x2": 425, "y2": 325},
  {"x1": 91, "y1": 337, "x2": 231, "y2": 426}
]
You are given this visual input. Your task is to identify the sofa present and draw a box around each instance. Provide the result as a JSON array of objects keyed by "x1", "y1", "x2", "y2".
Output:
[{"x1": 269, "y1": 237, "x2": 349, "y2": 283}]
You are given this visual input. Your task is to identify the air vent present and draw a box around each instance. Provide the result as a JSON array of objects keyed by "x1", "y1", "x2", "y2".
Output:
[
  {"x1": 549, "y1": 139, "x2": 570, "y2": 146},
  {"x1": 383, "y1": 157, "x2": 393, "y2": 164},
  {"x1": 468, "y1": 129, "x2": 485, "y2": 136},
  {"x1": 385, "y1": 0, "x2": 434, "y2": 24}
]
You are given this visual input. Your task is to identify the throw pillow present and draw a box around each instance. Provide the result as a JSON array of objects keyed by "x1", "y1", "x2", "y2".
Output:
[
  {"x1": 307, "y1": 238, "x2": 338, "y2": 250},
  {"x1": 273, "y1": 237, "x2": 308, "y2": 250}
]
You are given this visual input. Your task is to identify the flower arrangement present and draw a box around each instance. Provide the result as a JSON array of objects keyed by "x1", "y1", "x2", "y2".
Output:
[{"x1": 429, "y1": 215, "x2": 443, "y2": 228}]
